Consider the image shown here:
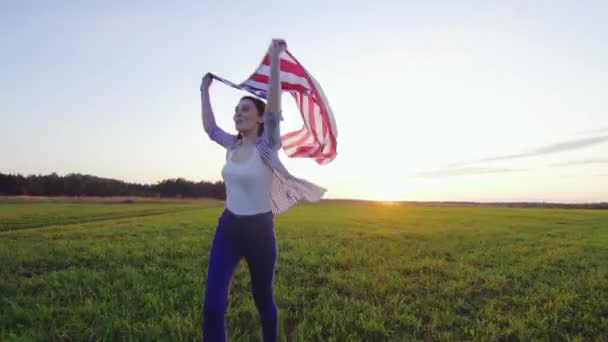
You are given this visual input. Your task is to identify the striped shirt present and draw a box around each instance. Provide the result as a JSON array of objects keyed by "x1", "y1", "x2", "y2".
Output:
[{"x1": 206, "y1": 110, "x2": 326, "y2": 215}]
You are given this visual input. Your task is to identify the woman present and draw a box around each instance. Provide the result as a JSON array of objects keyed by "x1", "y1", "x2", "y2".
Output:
[{"x1": 200, "y1": 39, "x2": 326, "y2": 342}]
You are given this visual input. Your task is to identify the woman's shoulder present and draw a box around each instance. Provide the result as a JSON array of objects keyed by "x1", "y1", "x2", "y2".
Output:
[{"x1": 255, "y1": 138, "x2": 282, "y2": 166}]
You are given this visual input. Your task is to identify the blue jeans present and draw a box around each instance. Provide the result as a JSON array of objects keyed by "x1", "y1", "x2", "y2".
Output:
[{"x1": 202, "y1": 208, "x2": 278, "y2": 342}]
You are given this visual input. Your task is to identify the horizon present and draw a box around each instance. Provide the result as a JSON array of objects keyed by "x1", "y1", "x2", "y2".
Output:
[
  {"x1": 2, "y1": 171, "x2": 607, "y2": 205},
  {"x1": 2, "y1": 1, "x2": 607, "y2": 203}
]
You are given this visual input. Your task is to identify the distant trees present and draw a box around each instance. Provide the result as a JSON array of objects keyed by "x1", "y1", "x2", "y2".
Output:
[{"x1": 0, "y1": 172, "x2": 225, "y2": 199}]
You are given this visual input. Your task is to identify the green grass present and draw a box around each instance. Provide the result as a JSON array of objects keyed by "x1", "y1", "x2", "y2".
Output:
[{"x1": 1, "y1": 198, "x2": 607, "y2": 341}]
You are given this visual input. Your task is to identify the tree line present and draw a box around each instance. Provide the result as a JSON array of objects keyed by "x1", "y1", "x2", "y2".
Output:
[{"x1": 0, "y1": 172, "x2": 226, "y2": 199}]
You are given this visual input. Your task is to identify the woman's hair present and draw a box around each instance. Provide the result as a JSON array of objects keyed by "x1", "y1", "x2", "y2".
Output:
[{"x1": 236, "y1": 95, "x2": 266, "y2": 140}]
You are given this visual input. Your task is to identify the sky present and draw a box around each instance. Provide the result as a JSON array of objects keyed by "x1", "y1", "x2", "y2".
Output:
[{"x1": 1, "y1": 0, "x2": 607, "y2": 203}]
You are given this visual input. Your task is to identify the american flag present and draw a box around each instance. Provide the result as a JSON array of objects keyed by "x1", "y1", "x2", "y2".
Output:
[{"x1": 210, "y1": 48, "x2": 338, "y2": 165}]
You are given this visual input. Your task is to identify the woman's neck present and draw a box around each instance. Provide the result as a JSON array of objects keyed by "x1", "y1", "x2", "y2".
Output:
[{"x1": 240, "y1": 130, "x2": 258, "y2": 147}]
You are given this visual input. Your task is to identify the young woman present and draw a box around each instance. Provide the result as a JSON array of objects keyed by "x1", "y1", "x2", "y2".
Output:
[{"x1": 200, "y1": 39, "x2": 325, "y2": 342}]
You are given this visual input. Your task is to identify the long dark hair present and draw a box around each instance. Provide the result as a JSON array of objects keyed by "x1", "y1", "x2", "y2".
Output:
[{"x1": 236, "y1": 95, "x2": 266, "y2": 140}]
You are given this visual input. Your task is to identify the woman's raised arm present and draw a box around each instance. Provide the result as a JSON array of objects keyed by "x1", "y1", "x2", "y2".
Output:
[{"x1": 201, "y1": 73, "x2": 237, "y2": 148}]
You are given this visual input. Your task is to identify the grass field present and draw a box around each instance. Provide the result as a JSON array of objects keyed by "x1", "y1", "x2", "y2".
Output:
[{"x1": 1, "y1": 198, "x2": 607, "y2": 341}]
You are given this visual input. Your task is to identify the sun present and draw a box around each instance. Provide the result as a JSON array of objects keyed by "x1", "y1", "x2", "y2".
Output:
[{"x1": 363, "y1": 182, "x2": 404, "y2": 202}]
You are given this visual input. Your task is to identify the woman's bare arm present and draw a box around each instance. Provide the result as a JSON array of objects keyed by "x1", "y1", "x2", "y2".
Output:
[
  {"x1": 263, "y1": 39, "x2": 286, "y2": 150},
  {"x1": 200, "y1": 73, "x2": 237, "y2": 148}
]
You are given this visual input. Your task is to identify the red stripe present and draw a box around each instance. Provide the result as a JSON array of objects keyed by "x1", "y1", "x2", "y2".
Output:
[
  {"x1": 317, "y1": 105, "x2": 337, "y2": 158},
  {"x1": 258, "y1": 50, "x2": 338, "y2": 162},
  {"x1": 315, "y1": 155, "x2": 334, "y2": 164},
  {"x1": 283, "y1": 131, "x2": 312, "y2": 150},
  {"x1": 315, "y1": 156, "x2": 326, "y2": 164},
  {"x1": 262, "y1": 55, "x2": 308, "y2": 78},
  {"x1": 310, "y1": 107, "x2": 332, "y2": 159},
  {"x1": 285, "y1": 50, "x2": 337, "y2": 157},
  {"x1": 286, "y1": 145, "x2": 315, "y2": 157},
  {"x1": 250, "y1": 74, "x2": 309, "y2": 93},
  {"x1": 325, "y1": 133, "x2": 335, "y2": 156},
  {"x1": 288, "y1": 144, "x2": 322, "y2": 158},
  {"x1": 309, "y1": 144, "x2": 323, "y2": 157},
  {"x1": 296, "y1": 99, "x2": 336, "y2": 159},
  {"x1": 281, "y1": 128, "x2": 305, "y2": 141},
  {"x1": 318, "y1": 108, "x2": 333, "y2": 157},
  {"x1": 307, "y1": 95, "x2": 317, "y2": 144},
  {"x1": 313, "y1": 101, "x2": 325, "y2": 145},
  {"x1": 299, "y1": 93, "x2": 307, "y2": 129},
  {"x1": 292, "y1": 92, "x2": 301, "y2": 108},
  {"x1": 321, "y1": 106, "x2": 328, "y2": 145}
]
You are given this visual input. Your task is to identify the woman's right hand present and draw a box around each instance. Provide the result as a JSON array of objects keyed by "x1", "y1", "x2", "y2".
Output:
[{"x1": 201, "y1": 73, "x2": 213, "y2": 92}]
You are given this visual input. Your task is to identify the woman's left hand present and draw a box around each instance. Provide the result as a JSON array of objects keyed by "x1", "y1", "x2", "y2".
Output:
[{"x1": 268, "y1": 39, "x2": 287, "y2": 57}]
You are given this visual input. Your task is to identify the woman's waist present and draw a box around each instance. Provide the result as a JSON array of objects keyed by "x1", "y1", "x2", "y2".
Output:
[{"x1": 222, "y1": 207, "x2": 273, "y2": 220}]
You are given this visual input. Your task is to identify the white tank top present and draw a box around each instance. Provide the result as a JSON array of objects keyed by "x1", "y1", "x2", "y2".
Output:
[{"x1": 221, "y1": 145, "x2": 273, "y2": 215}]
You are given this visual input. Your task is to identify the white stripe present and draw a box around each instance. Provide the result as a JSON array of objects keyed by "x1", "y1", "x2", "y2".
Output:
[
  {"x1": 322, "y1": 133, "x2": 333, "y2": 154},
  {"x1": 284, "y1": 132, "x2": 315, "y2": 156},
  {"x1": 299, "y1": 142, "x2": 321, "y2": 157},
  {"x1": 256, "y1": 65, "x2": 311, "y2": 90},
  {"x1": 313, "y1": 102, "x2": 324, "y2": 145},
  {"x1": 281, "y1": 128, "x2": 308, "y2": 147},
  {"x1": 284, "y1": 132, "x2": 312, "y2": 156},
  {"x1": 300, "y1": 94, "x2": 311, "y2": 131},
  {"x1": 280, "y1": 51, "x2": 297, "y2": 64},
  {"x1": 243, "y1": 80, "x2": 269, "y2": 91},
  {"x1": 307, "y1": 72, "x2": 337, "y2": 137}
]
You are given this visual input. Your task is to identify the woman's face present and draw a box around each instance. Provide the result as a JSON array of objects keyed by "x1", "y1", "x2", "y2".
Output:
[{"x1": 234, "y1": 98, "x2": 263, "y2": 133}]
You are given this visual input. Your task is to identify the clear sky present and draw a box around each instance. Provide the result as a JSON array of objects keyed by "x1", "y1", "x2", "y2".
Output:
[{"x1": 1, "y1": 0, "x2": 607, "y2": 203}]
